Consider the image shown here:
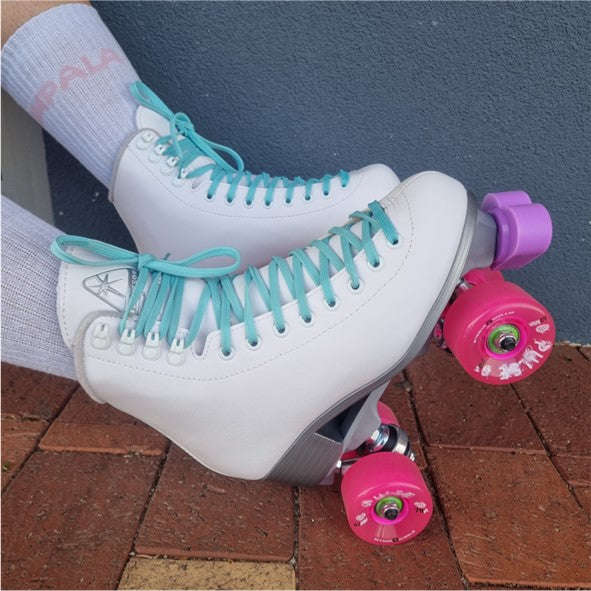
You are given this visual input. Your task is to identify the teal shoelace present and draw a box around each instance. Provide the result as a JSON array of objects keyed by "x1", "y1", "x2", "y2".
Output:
[
  {"x1": 51, "y1": 201, "x2": 398, "y2": 357},
  {"x1": 130, "y1": 81, "x2": 350, "y2": 206}
]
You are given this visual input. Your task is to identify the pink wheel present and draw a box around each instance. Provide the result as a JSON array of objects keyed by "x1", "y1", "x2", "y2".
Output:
[
  {"x1": 341, "y1": 452, "x2": 432, "y2": 545},
  {"x1": 444, "y1": 279, "x2": 555, "y2": 384},
  {"x1": 377, "y1": 401, "x2": 398, "y2": 426}
]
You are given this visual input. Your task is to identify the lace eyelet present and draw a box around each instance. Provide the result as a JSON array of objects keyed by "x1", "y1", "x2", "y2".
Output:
[
  {"x1": 322, "y1": 191, "x2": 329, "y2": 197},
  {"x1": 385, "y1": 234, "x2": 403, "y2": 249},
  {"x1": 172, "y1": 177, "x2": 185, "y2": 188},
  {"x1": 273, "y1": 323, "x2": 290, "y2": 337},
  {"x1": 167, "y1": 337, "x2": 185, "y2": 366},
  {"x1": 117, "y1": 328, "x2": 137, "y2": 356},
  {"x1": 225, "y1": 197, "x2": 234, "y2": 206},
  {"x1": 347, "y1": 279, "x2": 365, "y2": 294},
  {"x1": 160, "y1": 163, "x2": 174, "y2": 176},
  {"x1": 304, "y1": 195, "x2": 312, "y2": 202},
  {"x1": 323, "y1": 297, "x2": 341, "y2": 311},
  {"x1": 263, "y1": 201, "x2": 273, "y2": 209},
  {"x1": 243, "y1": 200, "x2": 254, "y2": 209},
  {"x1": 218, "y1": 346, "x2": 235, "y2": 360},
  {"x1": 367, "y1": 256, "x2": 384, "y2": 271},
  {"x1": 245, "y1": 337, "x2": 262, "y2": 351},
  {"x1": 135, "y1": 138, "x2": 150, "y2": 150},
  {"x1": 142, "y1": 331, "x2": 160, "y2": 360},
  {"x1": 166, "y1": 156, "x2": 178, "y2": 167},
  {"x1": 284, "y1": 199, "x2": 293, "y2": 207},
  {"x1": 155, "y1": 144, "x2": 166, "y2": 155},
  {"x1": 148, "y1": 151, "x2": 162, "y2": 164},
  {"x1": 205, "y1": 193, "x2": 215, "y2": 201},
  {"x1": 143, "y1": 347, "x2": 160, "y2": 361},
  {"x1": 91, "y1": 323, "x2": 111, "y2": 350},
  {"x1": 299, "y1": 313, "x2": 316, "y2": 327}
]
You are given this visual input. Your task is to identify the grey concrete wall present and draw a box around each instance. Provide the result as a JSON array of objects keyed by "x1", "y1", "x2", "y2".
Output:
[{"x1": 45, "y1": 1, "x2": 590, "y2": 342}]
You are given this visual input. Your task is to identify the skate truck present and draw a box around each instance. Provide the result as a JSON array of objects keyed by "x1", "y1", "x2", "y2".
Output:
[
  {"x1": 325, "y1": 190, "x2": 553, "y2": 545},
  {"x1": 51, "y1": 173, "x2": 554, "y2": 548}
]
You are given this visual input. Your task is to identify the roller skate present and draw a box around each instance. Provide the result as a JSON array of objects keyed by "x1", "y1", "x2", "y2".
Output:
[
  {"x1": 52, "y1": 171, "x2": 554, "y2": 546},
  {"x1": 109, "y1": 82, "x2": 400, "y2": 268}
]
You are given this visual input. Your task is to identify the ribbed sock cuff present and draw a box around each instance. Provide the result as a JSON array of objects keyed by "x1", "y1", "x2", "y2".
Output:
[
  {"x1": 1, "y1": 3, "x2": 139, "y2": 186},
  {"x1": 1, "y1": 195, "x2": 76, "y2": 380}
]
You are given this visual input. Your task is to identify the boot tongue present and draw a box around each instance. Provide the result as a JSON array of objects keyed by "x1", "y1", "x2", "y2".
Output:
[{"x1": 135, "y1": 105, "x2": 172, "y2": 137}]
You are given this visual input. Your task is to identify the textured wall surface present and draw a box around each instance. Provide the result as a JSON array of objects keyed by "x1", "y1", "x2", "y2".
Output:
[{"x1": 45, "y1": 1, "x2": 590, "y2": 342}]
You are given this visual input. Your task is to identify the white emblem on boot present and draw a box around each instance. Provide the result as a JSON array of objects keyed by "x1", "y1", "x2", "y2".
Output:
[{"x1": 83, "y1": 268, "x2": 138, "y2": 312}]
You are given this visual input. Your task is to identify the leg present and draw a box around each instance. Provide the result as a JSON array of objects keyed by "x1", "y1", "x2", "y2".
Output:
[
  {"x1": 1, "y1": 1, "x2": 89, "y2": 44},
  {"x1": 1, "y1": 1, "x2": 138, "y2": 185},
  {"x1": 1, "y1": 195, "x2": 76, "y2": 379}
]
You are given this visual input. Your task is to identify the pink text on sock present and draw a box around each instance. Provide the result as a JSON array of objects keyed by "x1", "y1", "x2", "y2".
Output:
[{"x1": 30, "y1": 48, "x2": 124, "y2": 123}]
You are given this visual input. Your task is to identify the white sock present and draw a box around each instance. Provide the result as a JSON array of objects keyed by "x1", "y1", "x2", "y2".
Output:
[
  {"x1": 1, "y1": 195, "x2": 76, "y2": 380},
  {"x1": 1, "y1": 3, "x2": 139, "y2": 187}
]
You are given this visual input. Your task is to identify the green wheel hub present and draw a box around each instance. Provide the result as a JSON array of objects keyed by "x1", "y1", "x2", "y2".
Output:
[
  {"x1": 375, "y1": 496, "x2": 403, "y2": 521},
  {"x1": 487, "y1": 324, "x2": 520, "y2": 354}
]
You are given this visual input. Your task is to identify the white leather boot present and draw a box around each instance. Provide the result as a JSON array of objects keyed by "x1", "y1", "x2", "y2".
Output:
[
  {"x1": 109, "y1": 82, "x2": 400, "y2": 269},
  {"x1": 55, "y1": 171, "x2": 485, "y2": 484}
]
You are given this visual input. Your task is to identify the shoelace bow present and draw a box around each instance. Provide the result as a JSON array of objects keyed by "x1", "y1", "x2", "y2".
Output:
[
  {"x1": 130, "y1": 81, "x2": 350, "y2": 206},
  {"x1": 51, "y1": 201, "x2": 398, "y2": 356}
]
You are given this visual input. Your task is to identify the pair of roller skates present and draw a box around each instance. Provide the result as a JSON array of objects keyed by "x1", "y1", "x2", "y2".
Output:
[{"x1": 53, "y1": 83, "x2": 554, "y2": 546}]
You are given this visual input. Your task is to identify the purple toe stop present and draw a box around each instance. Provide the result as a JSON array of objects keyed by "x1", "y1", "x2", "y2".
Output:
[{"x1": 482, "y1": 191, "x2": 553, "y2": 270}]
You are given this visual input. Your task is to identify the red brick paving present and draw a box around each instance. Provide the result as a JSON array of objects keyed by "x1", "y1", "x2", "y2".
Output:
[
  {"x1": 552, "y1": 454, "x2": 591, "y2": 486},
  {"x1": 1, "y1": 451, "x2": 160, "y2": 590},
  {"x1": 573, "y1": 487, "x2": 591, "y2": 518},
  {"x1": 1, "y1": 417, "x2": 47, "y2": 490},
  {"x1": 1, "y1": 344, "x2": 590, "y2": 589},
  {"x1": 512, "y1": 346, "x2": 591, "y2": 455},
  {"x1": 429, "y1": 447, "x2": 591, "y2": 588},
  {"x1": 407, "y1": 346, "x2": 544, "y2": 452},
  {"x1": 40, "y1": 387, "x2": 168, "y2": 456},
  {"x1": 1, "y1": 362, "x2": 77, "y2": 419},
  {"x1": 298, "y1": 485, "x2": 463, "y2": 590},
  {"x1": 579, "y1": 346, "x2": 591, "y2": 362},
  {"x1": 136, "y1": 445, "x2": 295, "y2": 561}
]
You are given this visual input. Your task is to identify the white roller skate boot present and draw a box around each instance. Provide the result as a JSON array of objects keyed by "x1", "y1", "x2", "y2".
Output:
[
  {"x1": 56, "y1": 171, "x2": 483, "y2": 483},
  {"x1": 54, "y1": 171, "x2": 555, "y2": 547},
  {"x1": 109, "y1": 82, "x2": 399, "y2": 269}
]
